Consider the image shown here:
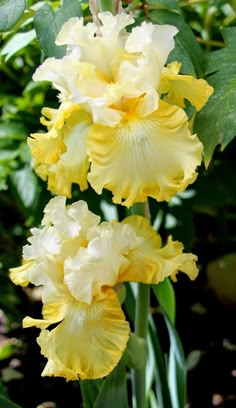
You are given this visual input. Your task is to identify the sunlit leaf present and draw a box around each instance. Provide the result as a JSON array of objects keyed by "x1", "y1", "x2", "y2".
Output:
[
  {"x1": 1, "y1": 30, "x2": 36, "y2": 61},
  {"x1": 0, "y1": 0, "x2": 26, "y2": 32},
  {"x1": 0, "y1": 123, "x2": 27, "y2": 140},
  {"x1": 10, "y1": 167, "x2": 39, "y2": 209},
  {"x1": 194, "y1": 27, "x2": 236, "y2": 166},
  {"x1": 34, "y1": 0, "x2": 82, "y2": 58}
]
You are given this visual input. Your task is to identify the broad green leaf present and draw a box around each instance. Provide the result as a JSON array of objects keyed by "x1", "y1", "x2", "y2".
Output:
[
  {"x1": 34, "y1": 3, "x2": 66, "y2": 58},
  {"x1": 10, "y1": 167, "x2": 38, "y2": 209},
  {"x1": 1, "y1": 30, "x2": 36, "y2": 61},
  {"x1": 150, "y1": 9, "x2": 203, "y2": 77},
  {"x1": 34, "y1": 0, "x2": 82, "y2": 58},
  {"x1": 152, "y1": 278, "x2": 176, "y2": 324},
  {"x1": 149, "y1": 318, "x2": 172, "y2": 408},
  {"x1": 0, "y1": 397, "x2": 22, "y2": 408},
  {"x1": 94, "y1": 359, "x2": 129, "y2": 408},
  {"x1": 194, "y1": 27, "x2": 236, "y2": 166},
  {"x1": 0, "y1": 0, "x2": 26, "y2": 32},
  {"x1": 80, "y1": 379, "x2": 103, "y2": 408}
]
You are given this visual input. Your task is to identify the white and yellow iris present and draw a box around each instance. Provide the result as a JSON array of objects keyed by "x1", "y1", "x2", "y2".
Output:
[
  {"x1": 10, "y1": 196, "x2": 198, "y2": 380},
  {"x1": 29, "y1": 12, "x2": 213, "y2": 206}
]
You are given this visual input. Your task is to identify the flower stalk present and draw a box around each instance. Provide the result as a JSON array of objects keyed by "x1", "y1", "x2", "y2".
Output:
[{"x1": 131, "y1": 202, "x2": 150, "y2": 408}]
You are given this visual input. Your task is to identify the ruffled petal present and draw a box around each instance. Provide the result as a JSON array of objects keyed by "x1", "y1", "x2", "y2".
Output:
[
  {"x1": 118, "y1": 221, "x2": 198, "y2": 284},
  {"x1": 64, "y1": 222, "x2": 136, "y2": 304},
  {"x1": 33, "y1": 56, "x2": 82, "y2": 102},
  {"x1": 9, "y1": 260, "x2": 34, "y2": 287},
  {"x1": 34, "y1": 290, "x2": 129, "y2": 380},
  {"x1": 160, "y1": 62, "x2": 214, "y2": 111},
  {"x1": 87, "y1": 100, "x2": 203, "y2": 207},
  {"x1": 56, "y1": 13, "x2": 134, "y2": 80},
  {"x1": 124, "y1": 22, "x2": 178, "y2": 89},
  {"x1": 122, "y1": 215, "x2": 162, "y2": 249},
  {"x1": 29, "y1": 104, "x2": 92, "y2": 197},
  {"x1": 42, "y1": 196, "x2": 100, "y2": 240},
  {"x1": 23, "y1": 226, "x2": 62, "y2": 260},
  {"x1": 152, "y1": 236, "x2": 199, "y2": 282}
]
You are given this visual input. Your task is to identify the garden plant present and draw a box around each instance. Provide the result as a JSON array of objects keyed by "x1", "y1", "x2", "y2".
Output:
[{"x1": 0, "y1": 1, "x2": 236, "y2": 408}]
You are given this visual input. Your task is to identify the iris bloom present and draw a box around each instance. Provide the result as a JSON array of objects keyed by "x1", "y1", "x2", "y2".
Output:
[
  {"x1": 10, "y1": 196, "x2": 198, "y2": 380},
  {"x1": 29, "y1": 12, "x2": 213, "y2": 207}
]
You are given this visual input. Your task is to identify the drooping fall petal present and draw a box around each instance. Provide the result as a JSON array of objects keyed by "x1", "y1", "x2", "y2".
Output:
[
  {"x1": 24, "y1": 289, "x2": 130, "y2": 381},
  {"x1": 87, "y1": 100, "x2": 203, "y2": 207}
]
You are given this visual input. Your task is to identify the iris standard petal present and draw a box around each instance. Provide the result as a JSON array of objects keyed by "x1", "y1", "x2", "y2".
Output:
[
  {"x1": 42, "y1": 196, "x2": 100, "y2": 240},
  {"x1": 87, "y1": 100, "x2": 203, "y2": 207},
  {"x1": 64, "y1": 222, "x2": 136, "y2": 304}
]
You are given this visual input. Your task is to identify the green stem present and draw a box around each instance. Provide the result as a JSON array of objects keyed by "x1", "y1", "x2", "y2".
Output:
[
  {"x1": 131, "y1": 202, "x2": 150, "y2": 408},
  {"x1": 97, "y1": 0, "x2": 115, "y2": 13}
]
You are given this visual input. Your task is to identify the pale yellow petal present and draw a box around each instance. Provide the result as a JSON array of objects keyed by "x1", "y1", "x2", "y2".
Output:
[
  {"x1": 29, "y1": 104, "x2": 92, "y2": 197},
  {"x1": 124, "y1": 23, "x2": 178, "y2": 90},
  {"x1": 64, "y1": 222, "x2": 136, "y2": 304},
  {"x1": 119, "y1": 232, "x2": 198, "y2": 284},
  {"x1": 42, "y1": 196, "x2": 100, "y2": 240},
  {"x1": 87, "y1": 100, "x2": 203, "y2": 207},
  {"x1": 160, "y1": 62, "x2": 214, "y2": 111},
  {"x1": 23, "y1": 299, "x2": 68, "y2": 329},
  {"x1": 9, "y1": 260, "x2": 34, "y2": 287},
  {"x1": 37, "y1": 290, "x2": 130, "y2": 380},
  {"x1": 154, "y1": 236, "x2": 198, "y2": 281},
  {"x1": 122, "y1": 215, "x2": 162, "y2": 249},
  {"x1": 28, "y1": 129, "x2": 66, "y2": 166},
  {"x1": 33, "y1": 56, "x2": 82, "y2": 102}
]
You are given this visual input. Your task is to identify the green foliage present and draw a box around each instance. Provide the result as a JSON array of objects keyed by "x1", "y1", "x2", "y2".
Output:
[
  {"x1": 153, "y1": 280, "x2": 186, "y2": 408},
  {"x1": 0, "y1": 1, "x2": 235, "y2": 408},
  {"x1": 194, "y1": 27, "x2": 236, "y2": 165},
  {"x1": 34, "y1": 0, "x2": 82, "y2": 58},
  {"x1": 80, "y1": 359, "x2": 129, "y2": 408},
  {"x1": 152, "y1": 278, "x2": 176, "y2": 324},
  {"x1": 0, "y1": 0, "x2": 26, "y2": 32}
]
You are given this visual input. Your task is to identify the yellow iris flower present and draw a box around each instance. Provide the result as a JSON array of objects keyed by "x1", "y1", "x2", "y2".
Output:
[
  {"x1": 10, "y1": 196, "x2": 198, "y2": 380},
  {"x1": 29, "y1": 12, "x2": 213, "y2": 206}
]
